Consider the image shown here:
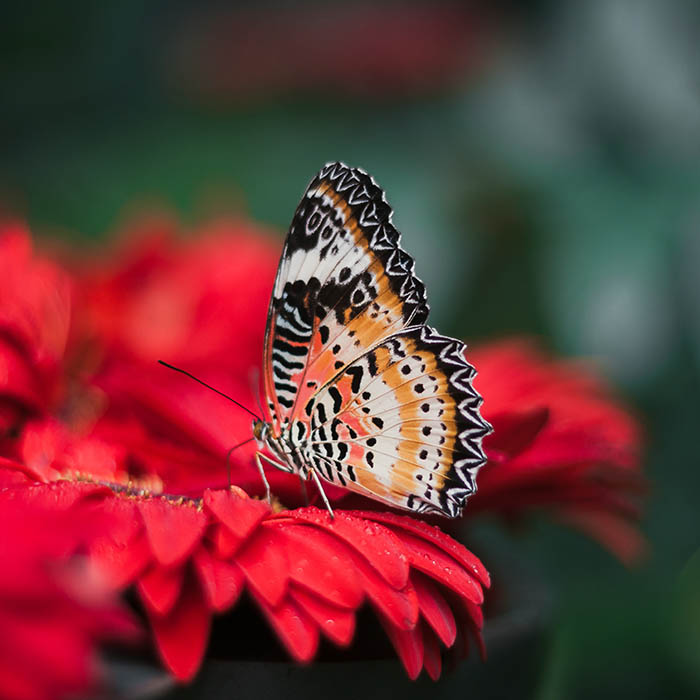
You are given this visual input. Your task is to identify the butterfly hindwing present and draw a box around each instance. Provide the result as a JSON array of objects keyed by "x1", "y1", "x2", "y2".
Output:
[
  {"x1": 300, "y1": 326, "x2": 490, "y2": 516},
  {"x1": 263, "y1": 163, "x2": 429, "y2": 432}
]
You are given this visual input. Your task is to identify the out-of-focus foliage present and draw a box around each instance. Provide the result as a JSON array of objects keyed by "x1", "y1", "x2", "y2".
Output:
[{"x1": 2, "y1": 1, "x2": 699, "y2": 697}]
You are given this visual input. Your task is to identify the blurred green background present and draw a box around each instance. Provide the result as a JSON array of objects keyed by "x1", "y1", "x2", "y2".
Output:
[{"x1": 2, "y1": 1, "x2": 700, "y2": 697}]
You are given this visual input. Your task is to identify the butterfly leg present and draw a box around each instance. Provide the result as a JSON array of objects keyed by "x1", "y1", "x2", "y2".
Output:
[
  {"x1": 255, "y1": 452, "x2": 295, "y2": 505},
  {"x1": 298, "y1": 474, "x2": 309, "y2": 506},
  {"x1": 253, "y1": 453, "x2": 272, "y2": 504},
  {"x1": 309, "y1": 468, "x2": 335, "y2": 520}
]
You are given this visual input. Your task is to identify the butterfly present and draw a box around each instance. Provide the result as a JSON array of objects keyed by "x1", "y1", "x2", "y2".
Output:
[{"x1": 250, "y1": 162, "x2": 490, "y2": 518}]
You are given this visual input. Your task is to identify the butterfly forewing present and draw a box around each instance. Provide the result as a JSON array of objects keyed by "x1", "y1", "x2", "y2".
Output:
[
  {"x1": 262, "y1": 163, "x2": 428, "y2": 432},
  {"x1": 262, "y1": 162, "x2": 489, "y2": 517}
]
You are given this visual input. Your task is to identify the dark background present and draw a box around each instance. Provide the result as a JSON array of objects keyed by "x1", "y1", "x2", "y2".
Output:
[{"x1": 2, "y1": 2, "x2": 700, "y2": 697}]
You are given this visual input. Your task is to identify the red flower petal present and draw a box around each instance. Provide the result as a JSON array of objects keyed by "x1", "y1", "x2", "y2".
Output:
[
  {"x1": 209, "y1": 523, "x2": 242, "y2": 559},
  {"x1": 251, "y1": 590, "x2": 320, "y2": 663},
  {"x1": 379, "y1": 616, "x2": 424, "y2": 680},
  {"x1": 484, "y1": 406, "x2": 549, "y2": 460},
  {"x1": 351, "y1": 553, "x2": 419, "y2": 631},
  {"x1": 390, "y1": 530, "x2": 484, "y2": 605},
  {"x1": 138, "y1": 498, "x2": 208, "y2": 566},
  {"x1": 287, "y1": 584, "x2": 356, "y2": 646},
  {"x1": 474, "y1": 627, "x2": 486, "y2": 660},
  {"x1": 0, "y1": 458, "x2": 33, "y2": 485},
  {"x1": 138, "y1": 565, "x2": 185, "y2": 616},
  {"x1": 452, "y1": 599, "x2": 486, "y2": 660},
  {"x1": 283, "y1": 509, "x2": 410, "y2": 590},
  {"x1": 203, "y1": 488, "x2": 270, "y2": 547},
  {"x1": 0, "y1": 664, "x2": 41, "y2": 700},
  {"x1": 235, "y1": 526, "x2": 290, "y2": 607},
  {"x1": 359, "y1": 510, "x2": 490, "y2": 587},
  {"x1": 16, "y1": 479, "x2": 111, "y2": 511},
  {"x1": 193, "y1": 547, "x2": 245, "y2": 611},
  {"x1": 98, "y1": 495, "x2": 142, "y2": 546},
  {"x1": 464, "y1": 599, "x2": 484, "y2": 631},
  {"x1": 412, "y1": 572, "x2": 457, "y2": 647},
  {"x1": 265, "y1": 522, "x2": 363, "y2": 608},
  {"x1": 422, "y1": 624, "x2": 443, "y2": 681},
  {"x1": 147, "y1": 575, "x2": 211, "y2": 682},
  {"x1": 1, "y1": 613, "x2": 94, "y2": 697},
  {"x1": 91, "y1": 532, "x2": 152, "y2": 589}
]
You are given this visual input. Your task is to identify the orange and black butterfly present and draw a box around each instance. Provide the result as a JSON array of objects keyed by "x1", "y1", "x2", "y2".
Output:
[{"x1": 249, "y1": 162, "x2": 490, "y2": 517}]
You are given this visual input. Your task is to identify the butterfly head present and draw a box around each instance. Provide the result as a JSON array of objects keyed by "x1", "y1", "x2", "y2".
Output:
[{"x1": 252, "y1": 418, "x2": 268, "y2": 444}]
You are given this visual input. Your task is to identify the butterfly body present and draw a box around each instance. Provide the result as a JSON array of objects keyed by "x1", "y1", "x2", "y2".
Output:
[
  {"x1": 258, "y1": 163, "x2": 490, "y2": 517},
  {"x1": 252, "y1": 418, "x2": 309, "y2": 478}
]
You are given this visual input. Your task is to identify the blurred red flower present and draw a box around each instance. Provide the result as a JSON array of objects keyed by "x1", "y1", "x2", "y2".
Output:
[
  {"x1": 71, "y1": 215, "x2": 294, "y2": 497},
  {"x1": 168, "y1": 3, "x2": 488, "y2": 104},
  {"x1": 0, "y1": 221, "x2": 71, "y2": 434},
  {"x1": 0, "y1": 485, "x2": 138, "y2": 700},
  {"x1": 469, "y1": 340, "x2": 646, "y2": 564}
]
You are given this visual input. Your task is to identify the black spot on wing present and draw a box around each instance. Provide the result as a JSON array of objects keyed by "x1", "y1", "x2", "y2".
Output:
[
  {"x1": 328, "y1": 386, "x2": 343, "y2": 414},
  {"x1": 345, "y1": 365, "x2": 364, "y2": 394}
]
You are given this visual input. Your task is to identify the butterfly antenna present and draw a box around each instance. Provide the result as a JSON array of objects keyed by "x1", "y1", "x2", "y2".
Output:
[
  {"x1": 158, "y1": 361, "x2": 261, "y2": 421},
  {"x1": 226, "y1": 437, "x2": 256, "y2": 488}
]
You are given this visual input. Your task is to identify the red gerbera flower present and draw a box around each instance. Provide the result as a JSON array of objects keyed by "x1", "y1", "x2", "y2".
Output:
[
  {"x1": 468, "y1": 339, "x2": 646, "y2": 564},
  {"x1": 0, "y1": 485, "x2": 138, "y2": 700},
  {"x1": 0, "y1": 470, "x2": 488, "y2": 682},
  {"x1": 0, "y1": 220, "x2": 489, "y2": 683}
]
